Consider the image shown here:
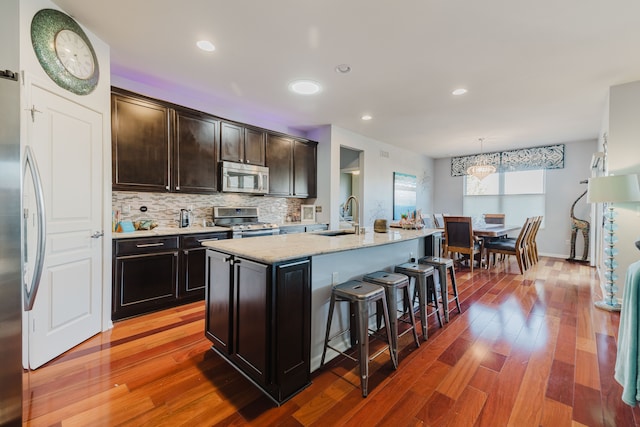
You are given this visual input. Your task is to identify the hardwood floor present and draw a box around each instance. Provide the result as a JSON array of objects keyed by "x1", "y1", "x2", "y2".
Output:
[{"x1": 23, "y1": 257, "x2": 638, "y2": 426}]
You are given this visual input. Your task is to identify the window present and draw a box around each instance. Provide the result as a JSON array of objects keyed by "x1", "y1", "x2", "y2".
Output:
[{"x1": 463, "y1": 170, "x2": 545, "y2": 228}]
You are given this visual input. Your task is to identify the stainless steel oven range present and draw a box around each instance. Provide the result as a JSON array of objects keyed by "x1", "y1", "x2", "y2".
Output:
[{"x1": 212, "y1": 206, "x2": 279, "y2": 238}]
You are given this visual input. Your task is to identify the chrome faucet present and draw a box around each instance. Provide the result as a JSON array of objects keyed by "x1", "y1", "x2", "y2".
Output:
[{"x1": 344, "y1": 195, "x2": 361, "y2": 235}]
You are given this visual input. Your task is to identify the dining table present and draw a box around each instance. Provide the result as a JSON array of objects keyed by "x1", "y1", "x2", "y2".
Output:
[{"x1": 472, "y1": 224, "x2": 521, "y2": 238}]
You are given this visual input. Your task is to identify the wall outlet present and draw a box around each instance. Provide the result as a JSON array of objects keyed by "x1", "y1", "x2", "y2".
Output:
[
  {"x1": 122, "y1": 204, "x2": 131, "y2": 214},
  {"x1": 315, "y1": 205, "x2": 322, "y2": 213},
  {"x1": 331, "y1": 272, "x2": 339, "y2": 285},
  {"x1": 565, "y1": 239, "x2": 570, "y2": 245}
]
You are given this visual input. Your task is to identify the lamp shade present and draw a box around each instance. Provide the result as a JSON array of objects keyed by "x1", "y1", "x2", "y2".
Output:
[{"x1": 587, "y1": 174, "x2": 640, "y2": 203}]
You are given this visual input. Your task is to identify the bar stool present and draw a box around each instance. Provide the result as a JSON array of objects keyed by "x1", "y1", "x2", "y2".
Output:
[
  {"x1": 394, "y1": 262, "x2": 442, "y2": 340},
  {"x1": 418, "y1": 256, "x2": 461, "y2": 322},
  {"x1": 362, "y1": 271, "x2": 420, "y2": 364},
  {"x1": 321, "y1": 280, "x2": 397, "y2": 397}
]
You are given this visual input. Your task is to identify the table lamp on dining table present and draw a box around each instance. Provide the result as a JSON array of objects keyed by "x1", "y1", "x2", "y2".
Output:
[{"x1": 587, "y1": 174, "x2": 640, "y2": 311}]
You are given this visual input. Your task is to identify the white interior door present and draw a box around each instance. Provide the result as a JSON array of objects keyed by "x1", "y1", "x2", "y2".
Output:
[{"x1": 24, "y1": 84, "x2": 103, "y2": 369}]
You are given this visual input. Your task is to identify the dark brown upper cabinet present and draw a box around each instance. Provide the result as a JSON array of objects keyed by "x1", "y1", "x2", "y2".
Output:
[
  {"x1": 112, "y1": 88, "x2": 219, "y2": 194},
  {"x1": 111, "y1": 88, "x2": 316, "y2": 196},
  {"x1": 244, "y1": 127, "x2": 266, "y2": 165},
  {"x1": 265, "y1": 134, "x2": 317, "y2": 198},
  {"x1": 173, "y1": 108, "x2": 218, "y2": 194},
  {"x1": 112, "y1": 90, "x2": 171, "y2": 192},
  {"x1": 293, "y1": 140, "x2": 317, "y2": 198},
  {"x1": 220, "y1": 121, "x2": 266, "y2": 166},
  {"x1": 265, "y1": 134, "x2": 293, "y2": 196}
]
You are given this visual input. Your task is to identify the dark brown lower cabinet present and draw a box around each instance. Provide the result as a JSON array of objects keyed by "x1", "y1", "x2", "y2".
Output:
[
  {"x1": 113, "y1": 232, "x2": 230, "y2": 320},
  {"x1": 113, "y1": 236, "x2": 179, "y2": 320},
  {"x1": 205, "y1": 250, "x2": 311, "y2": 404}
]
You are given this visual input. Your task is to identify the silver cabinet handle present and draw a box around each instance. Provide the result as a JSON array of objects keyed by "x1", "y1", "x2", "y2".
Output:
[
  {"x1": 91, "y1": 231, "x2": 104, "y2": 239},
  {"x1": 176, "y1": 186, "x2": 180, "y2": 190},
  {"x1": 165, "y1": 185, "x2": 170, "y2": 190},
  {"x1": 23, "y1": 145, "x2": 46, "y2": 311},
  {"x1": 136, "y1": 242, "x2": 164, "y2": 248}
]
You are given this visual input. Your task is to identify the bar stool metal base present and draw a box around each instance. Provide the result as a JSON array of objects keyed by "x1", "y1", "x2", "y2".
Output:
[
  {"x1": 321, "y1": 280, "x2": 397, "y2": 397},
  {"x1": 395, "y1": 262, "x2": 442, "y2": 340},
  {"x1": 362, "y1": 271, "x2": 420, "y2": 364},
  {"x1": 418, "y1": 256, "x2": 461, "y2": 322}
]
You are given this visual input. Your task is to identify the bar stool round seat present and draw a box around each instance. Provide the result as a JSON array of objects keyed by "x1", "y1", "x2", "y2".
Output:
[
  {"x1": 417, "y1": 256, "x2": 461, "y2": 322},
  {"x1": 321, "y1": 280, "x2": 397, "y2": 397},
  {"x1": 394, "y1": 262, "x2": 442, "y2": 340},
  {"x1": 362, "y1": 271, "x2": 420, "y2": 364}
]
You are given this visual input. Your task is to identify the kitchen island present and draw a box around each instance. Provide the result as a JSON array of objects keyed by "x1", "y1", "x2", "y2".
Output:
[{"x1": 202, "y1": 227, "x2": 439, "y2": 404}]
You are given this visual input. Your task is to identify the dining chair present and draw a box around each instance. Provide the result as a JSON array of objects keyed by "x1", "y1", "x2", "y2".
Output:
[
  {"x1": 484, "y1": 217, "x2": 533, "y2": 274},
  {"x1": 442, "y1": 216, "x2": 483, "y2": 274},
  {"x1": 526, "y1": 216, "x2": 543, "y2": 265}
]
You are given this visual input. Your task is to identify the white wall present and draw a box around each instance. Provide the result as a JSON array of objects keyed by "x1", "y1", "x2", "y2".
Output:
[
  {"x1": 433, "y1": 139, "x2": 596, "y2": 258},
  {"x1": 606, "y1": 81, "x2": 640, "y2": 300},
  {"x1": 320, "y1": 126, "x2": 435, "y2": 229}
]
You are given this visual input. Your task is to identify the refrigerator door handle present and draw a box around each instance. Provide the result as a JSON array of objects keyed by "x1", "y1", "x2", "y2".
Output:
[{"x1": 23, "y1": 145, "x2": 46, "y2": 311}]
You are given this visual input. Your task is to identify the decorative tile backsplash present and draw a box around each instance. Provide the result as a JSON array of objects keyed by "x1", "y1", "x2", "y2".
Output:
[{"x1": 113, "y1": 191, "x2": 304, "y2": 228}]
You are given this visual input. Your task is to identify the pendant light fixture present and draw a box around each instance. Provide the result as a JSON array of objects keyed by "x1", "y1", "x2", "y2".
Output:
[{"x1": 467, "y1": 138, "x2": 496, "y2": 180}]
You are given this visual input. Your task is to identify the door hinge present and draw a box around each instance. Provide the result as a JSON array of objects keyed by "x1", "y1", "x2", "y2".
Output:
[{"x1": 26, "y1": 105, "x2": 43, "y2": 122}]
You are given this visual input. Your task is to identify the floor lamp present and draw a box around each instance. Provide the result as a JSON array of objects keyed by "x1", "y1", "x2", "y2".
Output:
[{"x1": 587, "y1": 174, "x2": 640, "y2": 311}]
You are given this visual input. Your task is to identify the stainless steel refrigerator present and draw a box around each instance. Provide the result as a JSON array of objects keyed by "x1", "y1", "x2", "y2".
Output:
[{"x1": 1, "y1": 1, "x2": 24, "y2": 425}]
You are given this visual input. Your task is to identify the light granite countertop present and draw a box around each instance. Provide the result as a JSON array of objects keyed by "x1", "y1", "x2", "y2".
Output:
[
  {"x1": 202, "y1": 228, "x2": 440, "y2": 264},
  {"x1": 112, "y1": 225, "x2": 230, "y2": 239}
]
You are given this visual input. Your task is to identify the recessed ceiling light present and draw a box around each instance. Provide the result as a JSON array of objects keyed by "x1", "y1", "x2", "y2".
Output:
[
  {"x1": 452, "y1": 88, "x2": 467, "y2": 96},
  {"x1": 196, "y1": 40, "x2": 216, "y2": 52},
  {"x1": 289, "y1": 80, "x2": 321, "y2": 95},
  {"x1": 361, "y1": 114, "x2": 372, "y2": 121},
  {"x1": 335, "y1": 64, "x2": 351, "y2": 74}
]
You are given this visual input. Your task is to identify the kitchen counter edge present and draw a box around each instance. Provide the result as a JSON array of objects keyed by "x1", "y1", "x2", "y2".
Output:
[
  {"x1": 112, "y1": 226, "x2": 230, "y2": 239},
  {"x1": 202, "y1": 228, "x2": 440, "y2": 264}
]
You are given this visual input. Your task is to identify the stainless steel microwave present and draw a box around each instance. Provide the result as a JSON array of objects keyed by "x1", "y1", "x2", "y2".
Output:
[{"x1": 220, "y1": 161, "x2": 269, "y2": 194}]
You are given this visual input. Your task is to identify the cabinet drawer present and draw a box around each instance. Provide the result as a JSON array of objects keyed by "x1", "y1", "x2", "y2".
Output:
[
  {"x1": 181, "y1": 232, "x2": 229, "y2": 249},
  {"x1": 115, "y1": 236, "x2": 179, "y2": 256}
]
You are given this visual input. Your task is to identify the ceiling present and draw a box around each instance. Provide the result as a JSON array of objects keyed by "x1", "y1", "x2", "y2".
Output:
[{"x1": 52, "y1": 0, "x2": 640, "y2": 158}]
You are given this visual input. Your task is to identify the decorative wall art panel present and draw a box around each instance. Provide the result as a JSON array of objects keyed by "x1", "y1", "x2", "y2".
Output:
[{"x1": 451, "y1": 144, "x2": 565, "y2": 176}]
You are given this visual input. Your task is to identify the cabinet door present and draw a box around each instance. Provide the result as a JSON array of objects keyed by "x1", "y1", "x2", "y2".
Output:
[
  {"x1": 180, "y1": 233, "x2": 229, "y2": 301},
  {"x1": 206, "y1": 250, "x2": 233, "y2": 353},
  {"x1": 174, "y1": 110, "x2": 218, "y2": 193},
  {"x1": 180, "y1": 247, "x2": 207, "y2": 300},
  {"x1": 275, "y1": 259, "x2": 311, "y2": 399},
  {"x1": 113, "y1": 251, "x2": 179, "y2": 320},
  {"x1": 112, "y1": 91, "x2": 170, "y2": 191},
  {"x1": 233, "y1": 258, "x2": 269, "y2": 384},
  {"x1": 293, "y1": 140, "x2": 317, "y2": 198},
  {"x1": 266, "y1": 134, "x2": 292, "y2": 196},
  {"x1": 219, "y1": 121, "x2": 244, "y2": 163},
  {"x1": 244, "y1": 127, "x2": 266, "y2": 165}
]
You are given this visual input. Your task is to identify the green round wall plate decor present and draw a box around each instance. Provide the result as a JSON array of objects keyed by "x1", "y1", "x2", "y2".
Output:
[{"x1": 31, "y1": 9, "x2": 99, "y2": 95}]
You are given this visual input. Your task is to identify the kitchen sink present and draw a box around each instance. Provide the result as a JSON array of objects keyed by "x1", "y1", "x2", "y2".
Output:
[{"x1": 316, "y1": 230, "x2": 356, "y2": 237}]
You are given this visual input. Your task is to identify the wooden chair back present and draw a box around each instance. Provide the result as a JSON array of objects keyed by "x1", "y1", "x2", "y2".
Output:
[
  {"x1": 483, "y1": 213, "x2": 506, "y2": 225},
  {"x1": 485, "y1": 216, "x2": 533, "y2": 274},
  {"x1": 443, "y1": 216, "x2": 483, "y2": 273}
]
